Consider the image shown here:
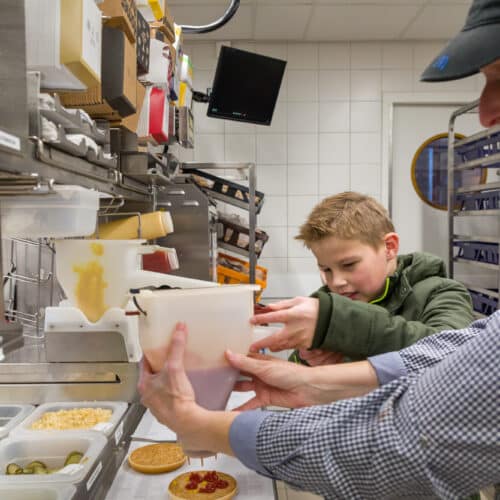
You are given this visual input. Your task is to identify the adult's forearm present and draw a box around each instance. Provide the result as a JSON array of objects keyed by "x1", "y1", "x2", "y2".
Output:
[{"x1": 304, "y1": 360, "x2": 379, "y2": 404}]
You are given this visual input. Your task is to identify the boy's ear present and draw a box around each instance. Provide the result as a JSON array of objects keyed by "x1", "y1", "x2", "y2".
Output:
[{"x1": 383, "y1": 232, "x2": 399, "y2": 260}]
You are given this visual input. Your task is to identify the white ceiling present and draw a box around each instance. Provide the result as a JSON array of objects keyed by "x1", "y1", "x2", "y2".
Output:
[{"x1": 168, "y1": 0, "x2": 472, "y2": 41}]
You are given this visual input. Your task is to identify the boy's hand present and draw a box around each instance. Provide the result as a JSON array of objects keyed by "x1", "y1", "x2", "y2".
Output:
[
  {"x1": 249, "y1": 297, "x2": 319, "y2": 352},
  {"x1": 298, "y1": 349, "x2": 344, "y2": 366}
]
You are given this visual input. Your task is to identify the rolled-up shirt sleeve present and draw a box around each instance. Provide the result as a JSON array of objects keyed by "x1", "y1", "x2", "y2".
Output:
[
  {"x1": 368, "y1": 352, "x2": 406, "y2": 385},
  {"x1": 229, "y1": 410, "x2": 274, "y2": 476}
]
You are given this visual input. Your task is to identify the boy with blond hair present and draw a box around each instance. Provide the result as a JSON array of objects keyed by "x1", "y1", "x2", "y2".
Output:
[{"x1": 251, "y1": 191, "x2": 474, "y2": 363}]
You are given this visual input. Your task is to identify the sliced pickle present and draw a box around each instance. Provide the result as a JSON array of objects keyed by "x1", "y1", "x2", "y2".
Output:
[
  {"x1": 6, "y1": 463, "x2": 22, "y2": 475},
  {"x1": 64, "y1": 451, "x2": 83, "y2": 466},
  {"x1": 22, "y1": 466, "x2": 34, "y2": 474},
  {"x1": 26, "y1": 460, "x2": 47, "y2": 470}
]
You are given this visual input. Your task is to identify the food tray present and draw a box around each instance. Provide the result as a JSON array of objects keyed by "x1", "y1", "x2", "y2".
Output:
[
  {"x1": 454, "y1": 241, "x2": 499, "y2": 265},
  {"x1": 455, "y1": 130, "x2": 500, "y2": 163},
  {"x1": 455, "y1": 189, "x2": 500, "y2": 211},
  {"x1": 13, "y1": 401, "x2": 127, "y2": 437},
  {"x1": 0, "y1": 405, "x2": 34, "y2": 440},
  {"x1": 0, "y1": 432, "x2": 107, "y2": 485},
  {"x1": 468, "y1": 289, "x2": 498, "y2": 316},
  {"x1": 0, "y1": 484, "x2": 75, "y2": 500},
  {"x1": 218, "y1": 215, "x2": 269, "y2": 258},
  {"x1": 217, "y1": 252, "x2": 267, "y2": 301},
  {"x1": 188, "y1": 169, "x2": 265, "y2": 213}
]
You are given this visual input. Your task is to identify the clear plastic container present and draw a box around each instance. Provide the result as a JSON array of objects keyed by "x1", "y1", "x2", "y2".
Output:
[
  {"x1": 13, "y1": 401, "x2": 127, "y2": 437},
  {"x1": 0, "y1": 405, "x2": 34, "y2": 440},
  {"x1": 135, "y1": 284, "x2": 260, "y2": 411},
  {"x1": 0, "y1": 432, "x2": 107, "y2": 484},
  {"x1": 0, "y1": 484, "x2": 75, "y2": 500},
  {"x1": 0, "y1": 185, "x2": 100, "y2": 238}
]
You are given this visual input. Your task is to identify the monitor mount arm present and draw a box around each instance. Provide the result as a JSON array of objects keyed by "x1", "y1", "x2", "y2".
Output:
[{"x1": 180, "y1": 0, "x2": 240, "y2": 34}]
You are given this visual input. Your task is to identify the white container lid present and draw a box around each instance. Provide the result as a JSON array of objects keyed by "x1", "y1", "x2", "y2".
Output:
[{"x1": 0, "y1": 484, "x2": 75, "y2": 500}]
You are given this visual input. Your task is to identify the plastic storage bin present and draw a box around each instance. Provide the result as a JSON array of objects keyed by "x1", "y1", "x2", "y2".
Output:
[
  {"x1": 217, "y1": 252, "x2": 267, "y2": 301},
  {"x1": 218, "y1": 215, "x2": 269, "y2": 257},
  {"x1": 14, "y1": 401, "x2": 127, "y2": 437},
  {"x1": 0, "y1": 405, "x2": 34, "y2": 440},
  {"x1": 0, "y1": 484, "x2": 75, "y2": 500},
  {"x1": 189, "y1": 169, "x2": 265, "y2": 213},
  {"x1": 468, "y1": 289, "x2": 498, "y2": 315},
  {"x1": 0, "y1": 185, "x2": 100, "y2": 238},
  {"x1": 454, "y1": 241, "x2": 499, "y2": 265},
  {"x1": 0, "y1": 432, "x2": 107, "y2": 484}
]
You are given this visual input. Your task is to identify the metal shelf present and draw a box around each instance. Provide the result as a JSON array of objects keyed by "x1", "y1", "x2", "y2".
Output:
[
  {"x1": 456, "y1": 181, "x2": 500, "y2": 194},
  {"x1": 454, "y1": 123, "x2": 500, "y2": 148},
  {"x1": 453, "y1": 208, "x2": 500, "y2": 216},
  {"x1": 460, "y1": 283, "x2": 499, "y2": 299},
  {"x1": 454, "y1": 234, "x2": 500, "y2": 243},
  {"x1": 453, "y1": 257, "x2": 499, "y2": 271},
  {"x1": 453, "y1": 152, "x2": 500, "y2": 171}
]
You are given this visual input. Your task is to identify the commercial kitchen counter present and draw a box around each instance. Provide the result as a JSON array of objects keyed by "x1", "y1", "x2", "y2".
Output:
[{"x1": 105, "y1": 393, "x2": 277, "y2": 500}]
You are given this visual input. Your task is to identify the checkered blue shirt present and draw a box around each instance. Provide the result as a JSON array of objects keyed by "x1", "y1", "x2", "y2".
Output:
[{"x1": 230, "y1": 312, "x2": 500, "y2": 499}]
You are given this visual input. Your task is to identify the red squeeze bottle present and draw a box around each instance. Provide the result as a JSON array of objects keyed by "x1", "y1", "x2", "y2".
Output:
[{"x1": 142, "y1": 251, "x2": 172, "y2": 274}]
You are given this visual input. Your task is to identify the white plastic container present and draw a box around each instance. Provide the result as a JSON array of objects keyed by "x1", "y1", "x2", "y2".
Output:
[
  {"x1": 134, "y1": 284, "x2": 260, "y2": 411},
  {"x1": 0, "y1": 432, "x2": 107, "y2": 484},
  {"x1": 0, "y1": 185, "x2": 99, "y2": 238},
  {"x1": 0, "y1": 405, "x2": 34, "y2": 440},
  {"x1": 14, "y1": 401, "x2": 127, "y2": 437},
  {"x1": 0, "y1": 484, "x2": 75, "y2": 500}
]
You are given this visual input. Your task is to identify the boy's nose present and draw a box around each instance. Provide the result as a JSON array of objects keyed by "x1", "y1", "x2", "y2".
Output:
[
  {"x1": 479, "y1": 78, "x2": 500, "y2": 128},
  {"x1": 330, "y1": 274, "x2": 348, "y2": 291}
]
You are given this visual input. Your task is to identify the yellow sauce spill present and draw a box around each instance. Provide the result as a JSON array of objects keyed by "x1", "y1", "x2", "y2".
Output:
[
  {"x1": 73, "y1": 260, "x2": 108, "y2": 323},
  {"x1": 90, "y1": 242, "x2": 104, "y2": 256}
]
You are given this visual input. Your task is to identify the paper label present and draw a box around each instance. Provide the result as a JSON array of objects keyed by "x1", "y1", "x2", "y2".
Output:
[
  {"x1": 82, "y1": 0, "x2": 102, "y2": 79},
  {"x1": 86, "y1": 461, "x2": 102, "y2": 491},
  {"x1": 0, "y1": 130, "x2": 21, "y2": 152}
]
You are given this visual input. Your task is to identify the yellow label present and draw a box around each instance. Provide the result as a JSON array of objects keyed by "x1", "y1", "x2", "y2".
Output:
[{"x1": 73, "y1": 260, "x2": 108, "y2": 323}]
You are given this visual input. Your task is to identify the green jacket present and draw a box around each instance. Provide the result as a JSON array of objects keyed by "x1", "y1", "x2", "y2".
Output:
[{"x1": 292, "y1": 252, "x2": 473, "y2": 362}]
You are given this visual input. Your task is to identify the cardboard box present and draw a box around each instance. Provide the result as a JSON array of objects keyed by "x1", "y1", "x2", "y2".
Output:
[
  {"x1": 60, "y1": 27, "x2": 137, "y2": 120},
  {"x1": 112, "y1": 81, "x2": 147, "y2": 133},
  {"x1": 99, "y1": 0, "x2": 137, "y2": 43}
]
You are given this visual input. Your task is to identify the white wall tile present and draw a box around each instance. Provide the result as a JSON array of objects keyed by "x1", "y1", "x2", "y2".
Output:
[
  {"x1": 382, "y1": 42, "x2": 413, "y2": 69},
  {"x1": 287, "y1": 43, "x2": 319, "y2": 70},
  {"x1": 382, "y1": 70, "x2": 414, "y2": 92},
  {"x1": 351, "y1": 101, "x2": 381, "y2": 132},
  {"x1": 287, "y1": 102, "x2": 318, "y2": 133},
  {"x1": 193, "y1": 103, "x2": 225, "y2": 134},
  {"x1": 256, "y1": 165, "x2": 287, "y2": 196},
  {"x1": 288, "y1": 164, "x2": 318, "y2": 196},
  {"x1": 254, "y1": 43, "x2": 287, "y2": 61},
  {"x1": 351, "y1": 70, "x2": 382, "y2": 101},
  {"x1": 259, "y1": 258, "x2": 290, "y2": 299},
  {"x1": 287, "y1": 257, "x2": 321, "y2": 274},
  {"x1": 260, "y1": 100, "x2": 287, "y2": 134},
  {"x1": 288, "y1": 134, "x2": 318, "y2": 164},
  {"x1": 224, "y1": 119, "x2": 256, "y2": 135},
  {"x1": 257, "y1": 134, "x2": 287, "y2": 164},
  {"x1": 287, "y1": 195, "x2": 318, "y2": 226},
  {"x1": 287, "y1": 70, "x2": 319, "y2": 101},
  {"x1": 350, "y1": 42, "x2": 382, "y2": 69},
  {"x1": 288, "y1": 227, "x2": 312, "y2": 258},
  {"x1": 192, "y1": 70, "x2": 214, "y2": 94},
  {"x1": 259, "y1": 196, "x2": 288, "y2": 226},
  {"x1": 260, "y1": 226, "x2": 288, "y2": 258},
  {"x1": 319, "y1": 133, "x2": 350, "y2": 164},
  {"x1": 319, "y1": 164, "x2": 350, "y2": 196},
  {"x1": 319, "y1": 101, "x2": 350, "y2": 133},
  {"x1": 350, "y1": 163, "x2": 382, "y2": 198},
  {"x1": 225, "y1": 134, "x2": 256, "y2": 162},
  {"x1": 319, "y1": 70, "x2": 350, "y2": 101},
  {"x1": 193, "y1": 134, "x2": 225, "y2": 162},
  {"x1": 319, "y1": 43, "x2": 350, "y2": 69},
  {"x1": 350, "y1": 133, "x2": 381, "y2": 164}
]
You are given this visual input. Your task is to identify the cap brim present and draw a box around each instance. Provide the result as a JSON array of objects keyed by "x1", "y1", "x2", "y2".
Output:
[{"x1": 421, "y1": 23, "x2": 500, "y2": 82}]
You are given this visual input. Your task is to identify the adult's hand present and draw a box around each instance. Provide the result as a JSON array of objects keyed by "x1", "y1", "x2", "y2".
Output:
[
  {"x1": 227, "y1": 350, "x2": 380, "y2": 410},
  {"x1": 249, "y1": 297, "x2": 319, "y2": 352},
  {"x1": 138, "y1": 322, "x2": 237, "y2": 456}
]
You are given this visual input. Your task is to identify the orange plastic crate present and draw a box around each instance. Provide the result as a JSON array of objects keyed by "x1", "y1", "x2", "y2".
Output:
[{"x1": 217, "y1": 252, "x2": 267, "y2": 301}]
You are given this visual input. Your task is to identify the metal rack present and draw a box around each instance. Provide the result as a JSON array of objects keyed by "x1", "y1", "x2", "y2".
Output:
[
  {"x1": 181, "y1": 162, "x2": 259, "y2": 284},
  {"x1": 447, "y1": 99, "x2": 500, "y2": 319}
]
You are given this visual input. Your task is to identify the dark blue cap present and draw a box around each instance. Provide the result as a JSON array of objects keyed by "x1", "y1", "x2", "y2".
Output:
[{"x1": 421, "y1": 0, "x2": 500, "y2": 82}]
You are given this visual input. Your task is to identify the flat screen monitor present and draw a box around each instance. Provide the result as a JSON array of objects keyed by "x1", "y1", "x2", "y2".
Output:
[{"x1": 207, "y1": 46, "x2": 286, "y2": 126}]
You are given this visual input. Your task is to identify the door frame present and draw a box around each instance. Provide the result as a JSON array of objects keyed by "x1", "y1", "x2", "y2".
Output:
[{"x1": 381, "y1": 91, "x2": 478, "y2": 216}]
